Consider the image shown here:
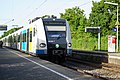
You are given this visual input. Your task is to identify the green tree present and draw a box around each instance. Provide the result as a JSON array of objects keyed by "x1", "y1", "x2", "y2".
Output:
[
  {"x1": 60, "y1": 6, "x2": 87, "y2": 39},
  {"x1": 60, "y1": 7, "x2": 97, "y2": 50},
  {"x1": 0, "y1": 27, "x2": 22, "y2": 39},
  {"x1": 87, "y1": 0, "x2": 120, "y2": 51},
  {"x1": 88, "y1": 0, "x2": 120, "y2": 36}
]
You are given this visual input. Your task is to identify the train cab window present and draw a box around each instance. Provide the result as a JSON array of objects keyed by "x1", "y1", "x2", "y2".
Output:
[{"x1": 30, "y1": 31, "x2": 32, "y2": 42}]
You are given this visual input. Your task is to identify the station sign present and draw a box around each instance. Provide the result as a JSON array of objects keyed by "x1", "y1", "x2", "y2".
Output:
[
  {"x1": 85, "y1": 27, "x2": 101, "y2": 50},
  {"x1": 0, "y1": 25, "x2": 7, "y2": 30},
  {"x1": 112, "y1": 28, "x2": 117, "y2": 32},
  {"x1": 108, "y1": 35, "x2": 116, "y2": 52},
  {"x1": 85, "y1": 27, "x2": 100, "y2": 33}
]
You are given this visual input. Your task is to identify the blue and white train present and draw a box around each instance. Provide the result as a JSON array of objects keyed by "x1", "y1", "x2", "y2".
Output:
[{"x1": 1, "y1": 18, "x2": 72, "y2": 62}]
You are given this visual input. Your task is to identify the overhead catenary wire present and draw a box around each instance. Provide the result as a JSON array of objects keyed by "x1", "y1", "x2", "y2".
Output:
[
  {"x1": 8, "y1": 0, "x2": 91, "y2": 26},
  {"x1": 54, "y1": 1, "x2": 91, "y2": 11},
  {"x1": 47, "y1": 1, "x2": 91, "y2": 17},
  {"x1": 17, "y1": 0, "x2": 47, "y2": 25},
  {"x1": 78, "y1": 1, "x2": 91, "y2": 7},
  {"x1": 3, "y1": 19, "x2": 14, "y2": 25},
  {"x1": 25, "y1": 0, "x2": 47, "y2": 19},
  {"x1": 13, "y1": 0, "x2": 47, "y2": 26}
]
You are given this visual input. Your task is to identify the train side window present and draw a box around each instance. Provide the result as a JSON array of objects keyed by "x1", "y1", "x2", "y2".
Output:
[
  {"x1": 20, "y1": 32, "x2": 22, "y2": 42},
  {"x1": 8, "y1": 36, "x2": 10, "y2": 43},
  {"x1": 11, "y1": 36, "x2": 13, "y2": 43},
  {"x1": 33, "y1": 28, "x2": 35, "y2": 37},
  {"x1": 18, "y1": 35, "x2": 20, "y2": 42},
  {"x1": 30, "y1": 31, "x2": 32, "y2": 42},
  {"x1": 3, "y1": 39, "x2": 5, "y2": 42},
  {"x1": 22, "y1": 34, "x2": 24, "y2": 42},
  {"x1": 24, "y1": 33, "x2": 26, "y2": 42},
  {"x1": 23, "y1": 33, "x2": 26, "y2": 42},
  {"x1": 8, "y1": 36, "x2": 12, "y2": 43},
  {"x1": 12, "y1": 36, "x2": 14, "y2": 42},
  {"x1": 5, "y1": 38, "x2": 7, "y2": 42},
  {"x1": 13, "y1": 35, "x2": 16, "y2": 43}
]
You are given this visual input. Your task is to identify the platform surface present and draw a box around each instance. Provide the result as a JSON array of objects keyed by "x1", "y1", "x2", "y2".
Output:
[{"x1": 0, "y1": 48, "x2": 101, "y2": 80}]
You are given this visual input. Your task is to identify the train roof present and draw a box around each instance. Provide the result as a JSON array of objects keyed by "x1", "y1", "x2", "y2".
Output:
[
  {"x1": 29, "y1": 17, "x2": 66, "y2": 24},
  {"x1": 42, "y1": 18, "x2": 66, "y2": 22}
]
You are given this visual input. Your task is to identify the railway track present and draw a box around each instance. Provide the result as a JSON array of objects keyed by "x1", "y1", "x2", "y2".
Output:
[{"x1": 61, "y1": 57, "x2": 120, "y2": 80}]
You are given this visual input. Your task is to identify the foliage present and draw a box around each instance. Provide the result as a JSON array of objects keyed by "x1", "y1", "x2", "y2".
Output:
[
  {"x1": 60, "y1": 6, "x2": 87, "y2": 31},
  {"x1": 42, "y1": 15, "x2": 57, "y2": 18},
  {"x1": 60, "y1": 0, "x2": 120, "y2": 51},
  {"x1": 88, "y1": 0, "x2": 120, "y2": 51},
  {"x1": 88, "y1": 0, "x2": 120, "y2": 36},
  {"x1": 0, "y1": 27, "x2": 22, "y2": 39},
  {"x1": 1, "y1": 0, "x2": 120, "y2": 51},
  {"x1": 60, "y1": 6, "x2": 87, "y2": 38}
]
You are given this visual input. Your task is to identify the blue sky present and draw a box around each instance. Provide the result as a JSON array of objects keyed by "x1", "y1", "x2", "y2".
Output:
[{"x1": 0, "y1": 0, "x2": 100, "y2": 36}]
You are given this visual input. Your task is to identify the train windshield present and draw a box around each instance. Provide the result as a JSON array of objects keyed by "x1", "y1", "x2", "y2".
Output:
[
  {"x1": 47, "y1": 31, "x2": 66, "y2": 38},
  {"x1": 45, "y1": 25, "x2": 66, "y2": 38},
  {"x1": 43, "y1": 18, "x2": 66, "y2": 39}
]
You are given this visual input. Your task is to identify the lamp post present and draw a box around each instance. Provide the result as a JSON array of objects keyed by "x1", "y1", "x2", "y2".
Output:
[{"x1": 104, "y1": 2, "x2": 119, "y2": 52}]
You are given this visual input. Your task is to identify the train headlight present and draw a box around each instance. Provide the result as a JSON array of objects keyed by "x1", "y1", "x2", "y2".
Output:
[
  {"x1": 55, "y1": 44, "x2": 59, "y2": 48},
  {"x1": 68, "y1": 43, "x2": 72, "y2": 47},
  {"x1": 40, "y1": 43, "x2": 46, "y2": 48}
]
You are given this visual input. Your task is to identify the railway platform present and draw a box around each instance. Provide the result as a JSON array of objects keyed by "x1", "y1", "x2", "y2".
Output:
[
  {"x1": 0, "y1": 48, "x2": 101, "y2": 80},
  {"x1": 108, "y1": 53, "x2": 120, "y2": 65},
  {"x1": 72, "y1": 50, "x2": 120, "y2": 65}
]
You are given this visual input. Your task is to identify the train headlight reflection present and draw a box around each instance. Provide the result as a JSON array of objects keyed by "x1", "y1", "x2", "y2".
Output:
[{"x1": 40, "y1": 43, "x2": 46, "y2": 48}]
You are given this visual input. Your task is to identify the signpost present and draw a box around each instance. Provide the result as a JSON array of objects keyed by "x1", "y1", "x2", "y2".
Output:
[
  {"x1": 104, "y1": 2, "x2": 119, "y2": 52},
  {"x1": 0, "y1": 25, "x2": 7, "y2": 31},
  {"x1": 85, "y1": 27, "x2": 100, "y2": 50},
  {"x1": 85, "y1": 27, "x2": 100, "y2": 33}
]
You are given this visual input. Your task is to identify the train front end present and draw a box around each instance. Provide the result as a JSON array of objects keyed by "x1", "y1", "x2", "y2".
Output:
[{"x1": 43, "y1": 18, "x2": 72, "y2": 62}]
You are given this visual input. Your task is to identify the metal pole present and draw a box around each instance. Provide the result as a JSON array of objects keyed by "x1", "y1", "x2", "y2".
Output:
[
  {"x1": 98, "y1": 27, "x2": 100, "y2": 50},
  {"x1": 117, "y1": 5, "x2": 118, "y2": 22},
  {"x1": 116, "y1": 5, "x2": 118, "y2": 52},
  {"x1": 104, "y1": 2, "x2": 119, "y2": 52}
]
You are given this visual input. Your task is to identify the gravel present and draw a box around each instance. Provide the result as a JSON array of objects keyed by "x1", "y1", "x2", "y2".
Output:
[{"x1": 63, "y1": 61, "x2": 120, "y2": 80}]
